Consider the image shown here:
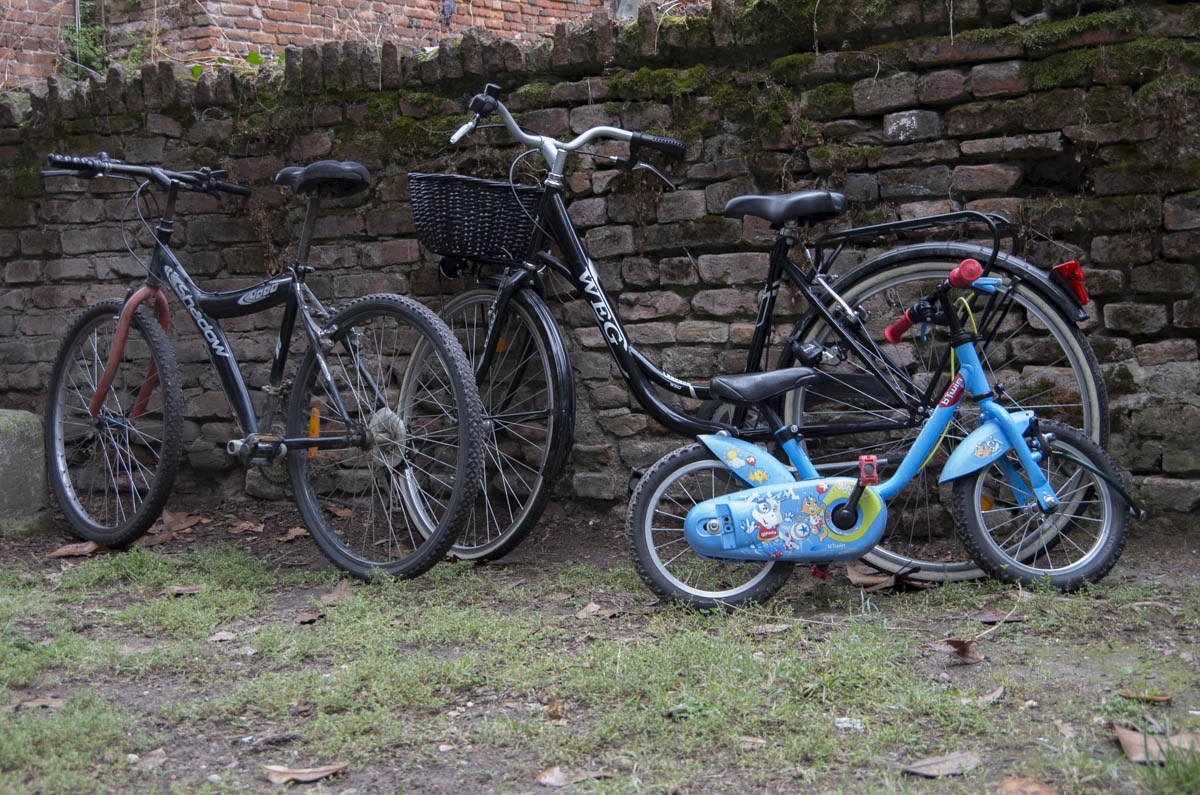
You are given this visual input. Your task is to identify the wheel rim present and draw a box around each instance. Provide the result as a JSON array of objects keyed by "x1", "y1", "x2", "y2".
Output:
[
  {"x1": 444, "y1": 291, "x2": 556, "y2": 558},
  {"x1": 971, "y1": 437, "x2": 1112, "y2": 577},
  {"x1": 786, "y1": 260, "x2": 1102, "y2": 580},
  {"x1": 297, "y1": 310, "x2": 467, "y2": 567},
  {"x1": 641, "y1": 458, "x2": 779, "y2": 600},
  {"x1": 52, "y1": 311, "x2": 168, "y2": 534}
]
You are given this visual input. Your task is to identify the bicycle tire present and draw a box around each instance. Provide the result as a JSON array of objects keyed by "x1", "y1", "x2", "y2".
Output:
[
  {"x1": 626, "y1": 444, "x2": 794, "y2": 610},
  {"x1": 43, "y1": 298, "x2": 184, "y2": 547},
  {"x1": 952, "y1": 420, "x2": 1128, "y2": 590},
  {"x1": 781, "y1": 245, "x2": 1107, "y2": 582},
  {"x1": 286, "y1": 294, "x2": 483, "y2": 579},
  {"x1": 439, "y1": 284, "x2": 575, "y2": 561}
]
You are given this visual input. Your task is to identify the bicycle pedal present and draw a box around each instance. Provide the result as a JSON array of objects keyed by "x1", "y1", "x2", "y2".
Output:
[
  {"x1": 227, "y1": 434, "x2": 287, "y2": 465},
  {"x1": 810, "y1": 564, "x2": 829, "y2": 580}
]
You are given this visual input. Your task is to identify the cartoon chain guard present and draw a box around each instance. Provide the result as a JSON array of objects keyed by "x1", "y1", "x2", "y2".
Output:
[{"x1": 684, "y1": 476, "x2": 888, "y2": 563}]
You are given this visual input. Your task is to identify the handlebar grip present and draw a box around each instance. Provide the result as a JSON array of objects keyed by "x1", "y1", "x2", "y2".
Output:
[
  {"x1": 884, "y1": 308, "x2": 917, "y2": 344},
  {"x1": 948, "y1": 258, "x2": 983, "y2": 288},
  {"x1": 47, "y1": 153, "x2": 100, "y2": 171},
  {"x1": 214, "y1": 180, "x2": 251, "y2": 196},
  {"x1": 631, "y1": 132, "x2": 686, "y2": 160}
]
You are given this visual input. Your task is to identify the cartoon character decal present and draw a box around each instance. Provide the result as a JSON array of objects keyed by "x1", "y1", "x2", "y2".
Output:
[
  {"x1": 973, "y1": 436, "x2": 1003, "y2": 459},
  {"x1": 750, "y1": 495, "x2": 782, "y2": 542},
  {"x1": 724, "y1": 448, "x2": 746, "y2": 468}
]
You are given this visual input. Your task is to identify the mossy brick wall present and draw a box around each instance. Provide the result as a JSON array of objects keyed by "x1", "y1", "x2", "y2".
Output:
[{"x1": 1, "y1": 0, "x2": 1199, "y2": 527}]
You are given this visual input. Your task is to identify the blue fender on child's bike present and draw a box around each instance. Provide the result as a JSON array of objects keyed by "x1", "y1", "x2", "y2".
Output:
[
  {"x1": 696, "y1": 434, "x2": 796, "y2": 487},
  {"x1": 938, "y1": 410, "x2": 1035, "y2": 483}
]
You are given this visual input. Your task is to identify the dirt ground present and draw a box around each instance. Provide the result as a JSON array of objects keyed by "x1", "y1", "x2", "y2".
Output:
[{"x1": 3, "y1": 477, "x2": 1200, "y2": 793}]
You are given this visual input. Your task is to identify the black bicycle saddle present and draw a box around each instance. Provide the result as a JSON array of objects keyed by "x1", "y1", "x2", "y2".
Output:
[
  {"x1": 723, "y1": 191, "x2": 847, "y2": 226},
  {"x1": 274, "y1": 160, "x2": 370, "y2": 198},
  {"x1": 708, "y1": 367, "x2": 820, "y2": 406}
]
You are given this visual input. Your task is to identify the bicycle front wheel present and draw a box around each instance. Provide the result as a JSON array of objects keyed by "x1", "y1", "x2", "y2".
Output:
[
  {"x1": 287, "y1": 294, "x2": 483, "y2": 579},
  {"x1": 952, "y1": 420, "x2": 1128, "y2": 590},
  {"x1": 784, "y1": 248, "x2": 1107, "y2": 582},
  {"x1": 44, "y1": 298, "x2": 184, "y2": 546},
  {"x1": 439, "y1": 285, "x2": 575, "y2": 561}
]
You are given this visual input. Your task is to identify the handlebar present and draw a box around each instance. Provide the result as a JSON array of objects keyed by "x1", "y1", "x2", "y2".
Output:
[
  {"x1": 43, "y1": 152, "x2": 251, "y2": 196},
  {"x1": 884, "y1": 259, "x2": 984, "y2": 344},
  {"x1": 450, "y1": 83, "x2": 685, "y2": 174}
]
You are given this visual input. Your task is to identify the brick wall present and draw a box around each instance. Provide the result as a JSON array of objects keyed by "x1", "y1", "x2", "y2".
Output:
[
  {"x1": 2, "y1": 0, "x2": 1200, "y2": 526},
  {"x1": 3, "y1": 0, "x2": 608, "y2": 88}
]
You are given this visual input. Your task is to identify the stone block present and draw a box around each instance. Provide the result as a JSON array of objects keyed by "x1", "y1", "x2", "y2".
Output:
[
  {"x1": 1132, "y1": 262, "x2": 1198, "y2": 296},
  {"x1": 705, "y1": 176, "x2": 757, "y2": 215},
  {"x1": 883, "y1": 110, "x2": 942, "y2": 143},
  {"x1": 868, "y1": 140, "x2": 959, "y2": 169},
  {"x1": 568, "y1": 197, "x2": 607, "y2": 228},
  {"x1": 1136, "y1": 476, "x2": 1200, "y2": 512},
  {"x1": 1164, "y1": 231, "x2": 1200, "y2": 261},
  {"x1": 1103, "y1": 302, "x2": 1167, "y2": 335},
  {"x1": 951, "y1": 164, "x2": 1023, "y2": 195},
  {"x1": 960, "y1": 132, "x2": 1062, "y2": 158},
  {"x1": 1165, "y1": 194, "x2": 1200, "y2": 231},
  {"x1": 687, "y1": 159, "x2": 749, "y2": 182},
  {"x1": 657, "y1": 190, "x2": 707, "y2": 223},
  {"x1": 584, "y1": 225, "x2": 635, "y2": 258},
  {"x1": 660, "y1": 256, "x2": 698, "y2": 285},
  {"x1": 618, "y1": 291, "x2": 688, "y2": 320},
  {"x1": 970, "y1": 60, "x2": 1029, "y2": 98},
  {"x1": 676, "y1": 320, "x2": 729, "y2": 344},
  {"x1": 643, "y1": 218, "x2": 742, "y2": 251},
  {"x1": 696, "y1": 252, "x2": 770, "y2": 285},
  {"x1": 1173, "y1": 298, "x2": 1200, "y2": 330},
  {"x1": 570, "y1": 105, "x2": 620, "y2": 134},
  {"x1": 917, "y1": 69, "x2": 970, "y2": 105},
  {"x1": 0, "y1": 409, "x2": 51, "y2": 536},
  {"x1": 1090, "y1": 234, "x2": 1152, "y2": 267},
  {"x1": 853, "y1": 72, "x2": 918, "y2": 116},
  {"x1": 946, "y1": 99, "x2": 1023, "y2": 137},
  {"x1": 843, "y1": 173, "x2": 879, "y2": 202},
  {"x1": 692, "y1": 288, "x2": 758, "y2": 317},
  {"x1": 878, "y1": 166, "x2": 951, "y2": 199},
  {"x1": 572, "y1": 472, "x2": 617, "y2": 500},
  {"x1": 1135, "y1": 339, "x2": 1197, "y2": 367}
]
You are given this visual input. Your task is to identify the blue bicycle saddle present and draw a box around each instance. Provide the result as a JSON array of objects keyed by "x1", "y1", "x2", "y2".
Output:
[
  {"x1": 723, "y1": 191, "x2": 846, "y2": 226},
  {"x1": 274, "y1": 160, "x2": 370, "y2": 198}
]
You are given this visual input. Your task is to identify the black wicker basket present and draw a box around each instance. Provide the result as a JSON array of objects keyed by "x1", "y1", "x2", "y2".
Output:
[{"x1": 408, "y1": 172, "x2": 543, "y2": 263}]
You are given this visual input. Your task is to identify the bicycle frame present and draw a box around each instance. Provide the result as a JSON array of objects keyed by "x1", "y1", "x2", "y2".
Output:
[{"x1": 90, "y1": 179, "x2": 367, "y2": 454}]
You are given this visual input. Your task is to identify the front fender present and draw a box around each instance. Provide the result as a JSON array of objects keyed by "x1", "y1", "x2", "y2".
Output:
[
  {"x1": 939, "y1": 411, "x2": 1035, "y2": 483},
  {"x1": 697, "y1": 435, "x2": 795, "y2": 488}
]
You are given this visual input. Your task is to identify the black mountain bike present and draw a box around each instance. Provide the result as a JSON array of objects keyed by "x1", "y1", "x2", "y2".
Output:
[
  {"x1": 41, "y1": 153, "x2": 483, "y2": 579},
  {"x1": 413, "y1": 84, "x2": 1106, "y2": 582}
]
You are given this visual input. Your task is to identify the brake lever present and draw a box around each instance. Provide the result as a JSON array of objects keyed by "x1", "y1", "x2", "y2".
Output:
[
  {"x1": 450, "y1": 115, "x2": 479, "y2": 144},
  {"x1": 632, "y1": 161, "x2": 676, "y2": 191}
]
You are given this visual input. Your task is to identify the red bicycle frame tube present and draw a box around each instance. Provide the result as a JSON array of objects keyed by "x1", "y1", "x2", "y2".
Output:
[{"x1": 87, "y1": 285, "x2": 171, "y2": 420}]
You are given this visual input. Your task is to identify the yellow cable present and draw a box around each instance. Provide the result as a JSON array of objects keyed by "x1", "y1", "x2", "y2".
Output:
[{"x1": 917, "y1": 296, "x2": 978, "y2": 472}]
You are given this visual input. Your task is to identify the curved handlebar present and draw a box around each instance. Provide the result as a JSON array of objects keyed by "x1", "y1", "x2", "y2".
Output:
[
  {"x1": 452, "y1": 86, "x2": 685, "y2": 171},
  {"x1": 44, "y1": 152, "x2": 251, "y2": 196},
  {"x1": 883, "y1": 259, "x2": 984, "y2": 343}
]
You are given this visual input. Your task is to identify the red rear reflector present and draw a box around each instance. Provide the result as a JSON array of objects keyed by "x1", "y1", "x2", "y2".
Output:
[{"x1": 1051, "y1": 260, "x2": 1089, "y2": 306}]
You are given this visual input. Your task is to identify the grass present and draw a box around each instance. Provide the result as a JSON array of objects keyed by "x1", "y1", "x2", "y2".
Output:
[{"x1": 0, "y1": 534, "x2": 1197, "y2": 792}]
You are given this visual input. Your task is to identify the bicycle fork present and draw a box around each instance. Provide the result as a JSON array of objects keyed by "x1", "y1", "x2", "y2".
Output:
[{"x1": 88, "y1": 284, "x2": 171, "y2": 422}]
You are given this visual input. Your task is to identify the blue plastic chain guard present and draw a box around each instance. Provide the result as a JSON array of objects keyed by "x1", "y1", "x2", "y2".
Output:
[{"x1": 684, "y1": 477, "x2": 888, "y2": 563}]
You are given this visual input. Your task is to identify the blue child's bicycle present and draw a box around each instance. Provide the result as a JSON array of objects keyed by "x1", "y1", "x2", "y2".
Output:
[{"x1": 627, "y1": 258, "x2": 1134, "y2": 609}]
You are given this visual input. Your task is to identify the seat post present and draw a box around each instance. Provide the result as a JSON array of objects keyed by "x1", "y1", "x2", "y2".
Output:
[{"x1": 294, "y1": 194, "x2": 321, "y2": 272}]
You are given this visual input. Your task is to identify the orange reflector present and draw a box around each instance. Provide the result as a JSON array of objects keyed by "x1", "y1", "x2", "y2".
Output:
[
  {"x1": 980, "y1": 495, "x2": 993, "y2": 511},
  {"x1": 495, "y1": 337, "x2": 508, "y2": 353},
  {"x1": 308, "y1": 408, "x2": 319, "y2": 458}
]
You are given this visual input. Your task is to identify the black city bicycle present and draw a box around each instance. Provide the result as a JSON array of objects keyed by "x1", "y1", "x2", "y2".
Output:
[
  {"x1": 41, "y1": 153, "x2": 484, "y2": 579},
  {"x1": 413, "y1": 84, "x2": 1107, "y2": 581}
]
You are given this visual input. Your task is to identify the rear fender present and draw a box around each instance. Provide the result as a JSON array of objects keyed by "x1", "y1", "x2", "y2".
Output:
[{"x1": 697, "y1": 435, "x2": 795, "y2": 488}]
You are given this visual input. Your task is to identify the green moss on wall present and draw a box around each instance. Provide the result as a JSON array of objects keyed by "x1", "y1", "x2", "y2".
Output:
[{"x1": 609, "y1": 66, "x2": 710, "y2": 100}]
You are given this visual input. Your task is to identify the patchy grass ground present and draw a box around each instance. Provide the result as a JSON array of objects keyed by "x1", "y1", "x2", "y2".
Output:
[{"x1": 2, "y1": 488, "x2": 1199, "y2": 794}]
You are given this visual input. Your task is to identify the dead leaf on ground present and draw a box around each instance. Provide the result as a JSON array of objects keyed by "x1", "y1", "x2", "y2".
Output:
[
  {"x1": 1116, "y1": 689, "x2": 1171, "y2": 704},
  {"x1": 576, "y1": 602, "x2": 620, "y2": 619},
  {"x1": 295, "y1": 610, "x2": 325, "y2": 625},
  {"x1": 545, "y1": 700, "x2": 566, "y2": 720},
  {"x1": 1053, "y1": 719, "x2": 1079, "y2": 739},
  {"x1": 137, "y1": 748, "x2": 167, "y2": 771},
  {"x1": 569, "y1": 771, "x2": 612, "y2": 784},
  {"x1": 3, "y1": 697, "x2": 65, "y2": 712},
  {"x1": 902, "y1": 750, "x2": 982, "y2": 777},
  {"x1": 929, "y1": 638, "x2": 985, "y2": 665},
  {"x1": 997, "y1": 776, "x2": 1059, "y2": 794},
  {"x1": 329, "y1": 505, "x2": 354, "y2": 520},
  {"x1": 961, "y1": 685, "x2": 1004, "y2": 707},
  {"x1": 47, "y1": 541, "x2": 106, "y2": 558},
  {"x1": 1115, "y1": 726, "x2": 1200, "y2": 763},
  {"x1": 747, "y1": 623, "x2": 792, "y2": 636},
  {"x1": 262, "y1": 761, "x2": 349, "y2": 785},
  {"x1": 278, "y1": 527, "x2": 308, "y2": 542},
  {"x1": 319, "y1": 581, "x2": 355, "y2": 605},
  {"x1": 974, "y1": 609, "x2": 1024, "y2": 625},
  {"x1": 845, "y1": 563, "x2": 894, "y2": 589},
  {"x1": 535, "y1": 765, "x2": 572, "y2": 787},
  {"x1": 139, "y1": 532, "x2": 173, "y2": 547},
  {"x1": 550, "y1": 592, "x2": 572, "y2": 601},
  {"x1": 208, "y1": 631, "x2": 236, "y2": 643},
  {"x1": 227, "y1": 520, "x2": 264, "y2": 535},
  {"x1": 154, "y1": 509, "x2": 203, "y2": 534},
  {"x1": 228, "y1": 645, "x2": 257, "y2": 657},
  {"x1": 738, "y1": 735, "x2": 767, "y2": 750},
  {"x1": 1007, "y1": 589, "x2": 1037, "y2": 602},
  {"x1": 166, "y1": 584, "x2": 206, "y2": 597}
]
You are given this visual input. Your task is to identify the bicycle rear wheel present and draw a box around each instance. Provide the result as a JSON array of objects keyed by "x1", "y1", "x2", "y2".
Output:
[
  {"x1": 44, "y1": 298, "x2": 184, "y2": 546},
  {"x1": 287, "y1": 294, "x2": 483, "y2": 579},
  {"x1": 439, "y1": 285, "x2": 575, "y2": 561},
  {"x1": 784, "y1": 247, "x2": 1107, "y2": 582}
]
